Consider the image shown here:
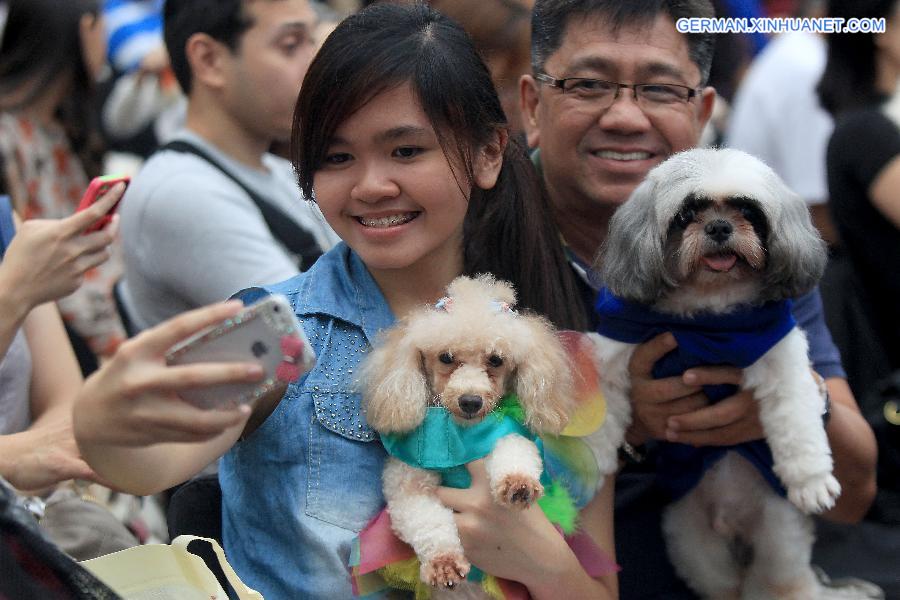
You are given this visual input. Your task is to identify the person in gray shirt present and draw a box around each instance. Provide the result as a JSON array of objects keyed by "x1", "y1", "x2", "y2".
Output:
[{"x1": 118, "y1": 0, "x2": 337, "y2": 331}]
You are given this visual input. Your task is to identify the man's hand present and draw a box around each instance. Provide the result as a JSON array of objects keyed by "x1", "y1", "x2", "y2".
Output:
[
  {"x1": 627, "y1": 333, "x2": 764, "y2": 447},
  {"x1": 665, "y1": 369, "x2": 763, "y2": 446},
  {"x1": 627, "y1": 333, "x2": 706, "y2": 444}
]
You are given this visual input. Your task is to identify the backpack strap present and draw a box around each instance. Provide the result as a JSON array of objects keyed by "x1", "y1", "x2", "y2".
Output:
[
  {"x1": 0, "y1": 195, "x2": 16, "y2": 260},
  {"x1": 158, "y1": 140, "x2": 322, "y2": 270}
]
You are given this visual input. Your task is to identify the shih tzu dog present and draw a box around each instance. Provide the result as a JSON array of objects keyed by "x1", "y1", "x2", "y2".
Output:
[
  {"x1": 361, "y1": 275, "x2": 576, "y2": 596},
  {"x1": 590, "y1": 148, "x2": 839, "y2": 599}
]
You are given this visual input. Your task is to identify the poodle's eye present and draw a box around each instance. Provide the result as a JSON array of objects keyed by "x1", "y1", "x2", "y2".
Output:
[
  {"x1": 740, "y1": 206, "x2": 755, "y2": 220},
  {"x1": 674, "y1": 208, "x2": 695, "y2": 229},
  {"x1": 438, "y1": 352, "x2": 454, "y2": 365},
  {"x1": 487, "y1": 354, "x2": 504, "y2": 368}
]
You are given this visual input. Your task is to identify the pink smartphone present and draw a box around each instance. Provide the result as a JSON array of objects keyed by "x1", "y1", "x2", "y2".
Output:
[
  {"x1": 76, "y1": 174, "x2": 130, "y2": 234},
  {"x1": 165, "y1": 295, "x2": 316, "y2": 409}
]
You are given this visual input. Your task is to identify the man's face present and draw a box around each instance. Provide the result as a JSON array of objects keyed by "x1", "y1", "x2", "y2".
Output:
[
  {"x1": 221, "y1": 0, "x2": 317, "y2": 143},
  {"x1": 521, "y1": 14, "x2": 715, "y2": 213}
]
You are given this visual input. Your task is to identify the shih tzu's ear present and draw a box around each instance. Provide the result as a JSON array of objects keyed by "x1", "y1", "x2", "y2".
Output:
[
  {"x1": 513, "y1": 315, "x2": 574, "y2": 435},
  {"x1": 361, "y1": 321, "x2": 429, "y2": 433},
  {"x1": 763, "y1": 188, "x2": 828, "y2": 300},
  {"x1": 598, "y1": 177, "x2": 668, "y2": 303}
]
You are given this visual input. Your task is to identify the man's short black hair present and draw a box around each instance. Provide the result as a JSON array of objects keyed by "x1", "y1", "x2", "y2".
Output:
[
  {"x1": 531, "y1": 0, "x2": 716, "y2": 85},
  {"x1": 163, "y1": 0, "x2": 257, "y2": 94}
]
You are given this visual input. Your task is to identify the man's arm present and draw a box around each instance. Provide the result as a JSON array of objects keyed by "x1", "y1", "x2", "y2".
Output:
[
  {"x1": 821, "y1": 376, "x2": 877, "y2": 521},
  {"x1": 792, "y1": 288, "x2": 876, "y2": 521}
]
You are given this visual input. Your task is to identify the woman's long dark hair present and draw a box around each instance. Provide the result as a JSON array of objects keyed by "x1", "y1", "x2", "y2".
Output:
[
  {"x1": 292, "y1": 3, "x2": 587, "y2": 329},
  {"x1": 0, "y1": 0, "x2": 102, "y2": 176},
  {"x1": 817, "y1": 0, "x2": 897, "y2": 116}
]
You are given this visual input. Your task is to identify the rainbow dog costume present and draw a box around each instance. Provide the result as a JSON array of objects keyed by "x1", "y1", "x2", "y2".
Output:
[{"x1": 350, "y1": 318, "x2": 618, "y2": 600}]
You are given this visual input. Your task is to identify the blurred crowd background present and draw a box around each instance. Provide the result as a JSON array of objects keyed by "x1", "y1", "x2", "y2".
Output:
[{"x1": 0, "y1": 0, "x2": 898, "y2": 597}]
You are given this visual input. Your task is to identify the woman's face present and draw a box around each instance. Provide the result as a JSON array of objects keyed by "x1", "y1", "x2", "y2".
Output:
[
  {"x1": 312, "y1": 83, "x2": 502, "y2": 277},
  {"x1": 79, "y1": 12, "x2": 107, "y2": 82}
]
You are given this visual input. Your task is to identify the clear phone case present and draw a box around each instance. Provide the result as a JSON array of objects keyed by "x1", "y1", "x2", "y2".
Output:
[{"x1": 165, "y1": 295, "x2": 315, "y2": 409}]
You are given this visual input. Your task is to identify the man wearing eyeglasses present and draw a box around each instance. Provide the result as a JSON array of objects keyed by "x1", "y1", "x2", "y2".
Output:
[{"x1": 519, "y1": 1, "x2": 878, "y2": 598}]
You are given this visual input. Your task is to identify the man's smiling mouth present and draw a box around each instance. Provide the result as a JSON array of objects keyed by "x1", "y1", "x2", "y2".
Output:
[{"x1": 591, "y1": 150, "x2": 653, "y2": 161}]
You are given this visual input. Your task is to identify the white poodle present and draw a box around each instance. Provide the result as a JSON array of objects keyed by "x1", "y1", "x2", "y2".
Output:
[{"x1": 362, "y1": 275, "x2": 576, "y2": 597}]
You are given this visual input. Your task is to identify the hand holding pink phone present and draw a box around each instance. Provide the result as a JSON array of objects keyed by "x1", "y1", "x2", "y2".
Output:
[
  {"x1": 76, "y1": 174, "x2": 130, "y2": 234},
  {"x1": 0, "y1": 190, "x2": 125, "y2": 309}
]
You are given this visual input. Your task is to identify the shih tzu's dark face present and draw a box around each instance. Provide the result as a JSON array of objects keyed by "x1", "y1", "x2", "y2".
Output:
[
  {"x1": 662, "y1": 193, "x2": 770, "y2": 302},
  {"x1": 598, "y1": 148, "x2": 827, "y2": 315}
]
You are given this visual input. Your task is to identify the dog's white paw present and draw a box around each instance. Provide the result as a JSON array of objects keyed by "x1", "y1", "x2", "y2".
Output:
[
  {"x1": 787, "y1": 473, "x2": 841, "y2": 514},
  {"x1": 493, "y1": 474, "x2": 543, "y2": 509},
  {"x1": 421, "y1": 553, "x2": 470, "y2": 588}
]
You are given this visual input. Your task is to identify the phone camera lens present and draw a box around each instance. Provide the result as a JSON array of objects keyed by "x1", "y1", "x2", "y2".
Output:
[{"x1": 251, "y1": 341, "x2": 268, "y2": 358}]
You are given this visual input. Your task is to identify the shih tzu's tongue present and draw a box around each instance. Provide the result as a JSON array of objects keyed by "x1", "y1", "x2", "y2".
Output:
[{"x1": 702, "y1": 253, "x2": 738, "y2": 272}]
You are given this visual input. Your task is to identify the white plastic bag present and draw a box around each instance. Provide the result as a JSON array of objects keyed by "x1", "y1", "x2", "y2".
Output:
[{"x1": 82, "y1": 535, "x2": 263, "y2": 600}]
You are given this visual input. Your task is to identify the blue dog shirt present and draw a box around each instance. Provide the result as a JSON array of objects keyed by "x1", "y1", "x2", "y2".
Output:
[{"x1": 594, "y1": 287, "x2": 797, "y2": 500}]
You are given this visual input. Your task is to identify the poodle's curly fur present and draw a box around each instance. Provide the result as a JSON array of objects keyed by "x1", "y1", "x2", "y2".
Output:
[{"x1": 362, "y1": 275, "x2": 575, "y2": 595}]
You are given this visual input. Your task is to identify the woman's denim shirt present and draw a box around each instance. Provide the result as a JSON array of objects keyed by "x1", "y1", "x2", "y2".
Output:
[{"x1": 220, "y1": 243, "x2": 394, "y2": 599}]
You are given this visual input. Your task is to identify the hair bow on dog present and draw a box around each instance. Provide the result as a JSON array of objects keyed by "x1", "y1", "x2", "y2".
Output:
[
  {"x1": 434, "y1": 296, "x2": 455, "y2": 312},
  {"x1": 276, "y1": 335, "x2": 306, "y2": 383}
]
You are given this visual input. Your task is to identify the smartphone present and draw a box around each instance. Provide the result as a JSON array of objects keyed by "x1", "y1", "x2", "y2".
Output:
[
  {"x1": 165, "y1": 295, "x2": 315, "y2": 409},
  {"x1": 76, "y1": 174, "x2": 130, "y2": 234}
]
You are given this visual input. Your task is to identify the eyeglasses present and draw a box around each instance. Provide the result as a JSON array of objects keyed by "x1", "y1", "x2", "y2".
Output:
[{"x1": 535, "y1": 73, "x2": 701, "y2": 110}]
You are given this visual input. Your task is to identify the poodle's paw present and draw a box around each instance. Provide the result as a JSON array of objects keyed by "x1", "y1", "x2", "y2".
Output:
[
  {"x1": 421, "y1": 553, "x2": 470, "y2": 589},
  {"x1": 493, "y1": 474, "x2": 543, "y2": 509},
  {"x1": 787, "y1": 473, "x2": 841, "y2": 514}
]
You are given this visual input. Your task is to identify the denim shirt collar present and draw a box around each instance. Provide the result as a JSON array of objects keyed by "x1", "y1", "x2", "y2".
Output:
[{"x1": 295, "y1": 243, "x2": 395, "y2": 345}]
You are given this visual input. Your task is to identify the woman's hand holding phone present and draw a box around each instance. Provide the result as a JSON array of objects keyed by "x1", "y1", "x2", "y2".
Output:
[
  {"x1": 76, "y1": 174, "x2": 130, "y2": 234},
  {"x1": 165, "y1": 294, "x2": 314, "y2": 409},
  {"x1": 0, "y1": 183, "x2": 125, "y2": 312},
  {"x1": 73, "y1": 301, "x2": 266, "y2": 449}
]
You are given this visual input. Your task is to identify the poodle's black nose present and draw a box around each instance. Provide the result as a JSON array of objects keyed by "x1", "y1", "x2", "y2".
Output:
[
  {"x1": 458, "y1": 395, "x2": 483, "y2": 417},
  {"x1": 704, "y1": 219, "x2": 733, "y2": 243}
]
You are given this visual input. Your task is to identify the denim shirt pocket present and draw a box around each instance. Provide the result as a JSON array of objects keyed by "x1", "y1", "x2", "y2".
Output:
[{"x1": 305, "y1": 384, "x2": 385, "y2": 531}]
